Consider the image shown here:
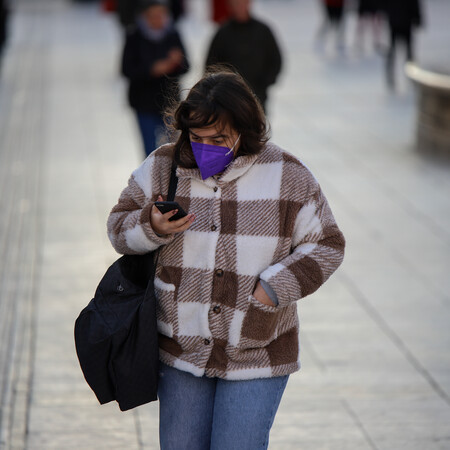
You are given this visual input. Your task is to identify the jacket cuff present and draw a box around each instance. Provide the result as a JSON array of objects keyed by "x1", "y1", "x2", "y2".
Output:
[
  {"x1": 140, "y1": 203, "x2": 175, "y2": 247},
  {"x1": 260, "y1": 264, "x2": 300, "y2": 308}
]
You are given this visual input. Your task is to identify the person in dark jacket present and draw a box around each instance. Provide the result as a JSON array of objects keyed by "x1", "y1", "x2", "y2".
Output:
[
  {"x1": 384, "y1": 0, "x2": 422, "y2": 88},
  {"x1": 205, "y1": 0, "x2": 282, "y2": 112},
  {"x1": 121, "y1": 0, "x2": 189, "y2": 156}
]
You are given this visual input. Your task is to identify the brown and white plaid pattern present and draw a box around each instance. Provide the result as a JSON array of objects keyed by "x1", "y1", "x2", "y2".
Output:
[{"x1": 107, "y1": 143, "x2": 345, "y2": 380}]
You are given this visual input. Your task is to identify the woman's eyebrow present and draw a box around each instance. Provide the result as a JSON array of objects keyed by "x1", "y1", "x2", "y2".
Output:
[{"x1": 189, "y1": 131, "x2": 227, "y2": 139}]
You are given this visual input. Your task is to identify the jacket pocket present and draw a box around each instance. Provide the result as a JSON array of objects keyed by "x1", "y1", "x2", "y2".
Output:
[
  {"x1": 238, "y1": 295, "x2": 281, "y2": 350},
  {"x1": 154, "y1": 277, "x2": 176, "y2": 338}
]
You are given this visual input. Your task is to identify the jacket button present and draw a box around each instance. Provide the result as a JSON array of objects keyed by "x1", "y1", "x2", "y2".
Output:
[
  {"x1": 213, "y1": 187, "x2": 218, "y2": 192},
  {"x1": 215, "y1": 269, "x2": 224, "y2": 277},
  {"x1": 204, "y1": 339, "x2": 211, "y2": 345},
  {"x1": 213, "y1": 306, "x2": 221, "y2": 314},
  {"x1": 211, "y1": 225, "x2": 217, "y2": 231},
  {"x1": 117, "y1": 284, "x2": 124, "y2": 292}
]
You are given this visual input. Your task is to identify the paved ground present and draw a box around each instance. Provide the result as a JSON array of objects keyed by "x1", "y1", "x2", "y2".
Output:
[{"x1": 1, "y1": 0, "x2": 450, "y2": 448}]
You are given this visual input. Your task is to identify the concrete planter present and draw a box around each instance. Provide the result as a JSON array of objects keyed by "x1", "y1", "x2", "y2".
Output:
[{"x1": 406, "y1": 63, "x2": 450, "y2": 153}]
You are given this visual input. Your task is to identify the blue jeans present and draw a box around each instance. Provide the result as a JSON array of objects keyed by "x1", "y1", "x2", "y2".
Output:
[
  {"x1": 158, "y1": 363, "x2": 289, "y2": 450},
  {"x1": 136, "y1": 112, "x2": 166, "y2": 157}
]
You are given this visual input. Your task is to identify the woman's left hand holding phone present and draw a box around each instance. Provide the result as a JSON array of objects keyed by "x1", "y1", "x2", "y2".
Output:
[{"x1": 150, "y1": 196, "x2": 195, "y2": 236}]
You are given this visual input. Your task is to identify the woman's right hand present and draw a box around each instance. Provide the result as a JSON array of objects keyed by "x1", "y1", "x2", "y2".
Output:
[{"x1": 150, "y1": 196, "x2": 195, "y2": 236}]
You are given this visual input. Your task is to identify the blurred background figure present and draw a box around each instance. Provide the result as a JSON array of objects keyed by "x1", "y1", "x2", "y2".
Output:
[
  {"x1": 315, "y1": 0, "x2": 346, "y2": 53},
  {"x1": 385, "y1": 0, "x2": 422, "y2": 89},
  {"x1": 0, "y1": 0, "x2": 9, "y2": 62},
  {"x1": 354, "y1": 0, "x2": 384, "y2": 53},
  {"x1": 121, "y1": 0, "x2": 189, "y2": 157},
  {"x1": 205, "y1": 0, "x2": 282, "y2": 112}
]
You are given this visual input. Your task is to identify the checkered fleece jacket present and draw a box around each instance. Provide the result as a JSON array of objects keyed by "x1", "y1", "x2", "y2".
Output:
[{"x1": 107, "y1": 143, "x2": 345, "y2": 380}]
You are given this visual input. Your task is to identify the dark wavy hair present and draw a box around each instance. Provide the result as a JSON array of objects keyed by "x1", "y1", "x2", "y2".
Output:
[{"x1": 166, "y1": 68, "x2": 270, "y2": 168}]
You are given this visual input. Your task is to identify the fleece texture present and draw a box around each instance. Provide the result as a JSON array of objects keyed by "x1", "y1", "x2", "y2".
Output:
[{"x1": 107, "y1": 143, "x2": 345, "y2": 380}]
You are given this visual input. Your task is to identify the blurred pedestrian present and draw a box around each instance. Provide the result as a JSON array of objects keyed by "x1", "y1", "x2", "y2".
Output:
[
  {"x1": 315, "y1": 0, "x2": 346, "y2": 52},
  {"x1": 354, "y1": 0, "x2": 384, "y2": 52},
  {"x1": 205, "y1": 0, "x2": 282, "y2": 112},
  {"x1": 121, "y1": 0, "x2": 189, "y2": 157},
  {"x1": 107, "y1": 69, "x2": 345, "y2": 449},
  {"x1": 384, "y1": 0, "x2": 422, "y2": 88}
]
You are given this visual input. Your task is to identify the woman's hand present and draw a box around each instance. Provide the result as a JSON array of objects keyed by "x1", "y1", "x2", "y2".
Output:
[
  {"x1": 253, "y1": 281, "x2": 276, "y2": 307},
  {"x1": 150, "y1": 196, "x2": 195, "y2": 236}
]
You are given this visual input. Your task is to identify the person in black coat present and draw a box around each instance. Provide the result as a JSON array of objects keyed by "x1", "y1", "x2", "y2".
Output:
[
  {"x1": 205, "y1": 0, "x2": 282, "y2": 112},
  {"x1": 384, "y1": 0, "x2": 422, "y2": 88},
  {"x1": 121, "y1": 0, "x2": 189, "y2": 156}
]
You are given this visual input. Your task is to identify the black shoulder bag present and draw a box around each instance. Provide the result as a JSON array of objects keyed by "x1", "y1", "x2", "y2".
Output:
[{"x1": 74, "y1": 164, "x2": 178, "y2": 411}]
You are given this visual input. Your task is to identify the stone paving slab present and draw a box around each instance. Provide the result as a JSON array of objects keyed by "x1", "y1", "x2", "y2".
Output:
[{"x1": 1, "y1": 0, "x2": 450, "y2": 449}]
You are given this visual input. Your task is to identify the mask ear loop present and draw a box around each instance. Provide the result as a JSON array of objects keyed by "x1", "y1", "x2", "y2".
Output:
[
  {"x1": 225, "y1": 134, "x2": 241, "y2": 156},
  {"x1": 224, "y1": 134, "x2": 241, "y2": 170}
]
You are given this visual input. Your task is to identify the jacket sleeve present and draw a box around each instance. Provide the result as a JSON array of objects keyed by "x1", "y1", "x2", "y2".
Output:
[
  {"x1": 260, "y1": 186, "x2": 345, "y2": 307},
  {"x1": 107, "y1": 156, "x2": 175, "y2": 255}
]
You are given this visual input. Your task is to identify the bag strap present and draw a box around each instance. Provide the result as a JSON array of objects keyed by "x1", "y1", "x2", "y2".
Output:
[
  {"x1": 148, "y1": 162, "x2": 178, "y2": 281},
  {"x1": 167, "y1": 162, "x2": 178, "y2": 202}
]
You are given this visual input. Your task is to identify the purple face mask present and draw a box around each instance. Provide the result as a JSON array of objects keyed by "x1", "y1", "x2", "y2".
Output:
[{"x1": 191, "y1": 135, "x2": 241, "y2": 180}]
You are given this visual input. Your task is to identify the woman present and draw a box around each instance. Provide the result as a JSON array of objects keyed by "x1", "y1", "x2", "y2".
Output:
[{"x1": 107, "y1": 70, "x2": 345, "y2": 449}]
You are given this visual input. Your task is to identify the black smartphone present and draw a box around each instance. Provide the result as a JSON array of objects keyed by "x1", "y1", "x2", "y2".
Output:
[{"x1": 154, "y1": 201, "x2": 188, "y2": 221}]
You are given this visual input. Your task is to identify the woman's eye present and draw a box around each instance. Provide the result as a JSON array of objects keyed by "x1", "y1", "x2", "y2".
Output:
[
  {"x1": 190, "y1": 135, "x2": 201, "y2": 141},
  {"x1": 213, "y1": 139, "x2": 224, "y2": 145}
]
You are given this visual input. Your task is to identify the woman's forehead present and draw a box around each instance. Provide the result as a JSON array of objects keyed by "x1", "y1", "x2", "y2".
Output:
[{"x1": 190, "y1": 123, "x2": 235, "y2": 137}]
